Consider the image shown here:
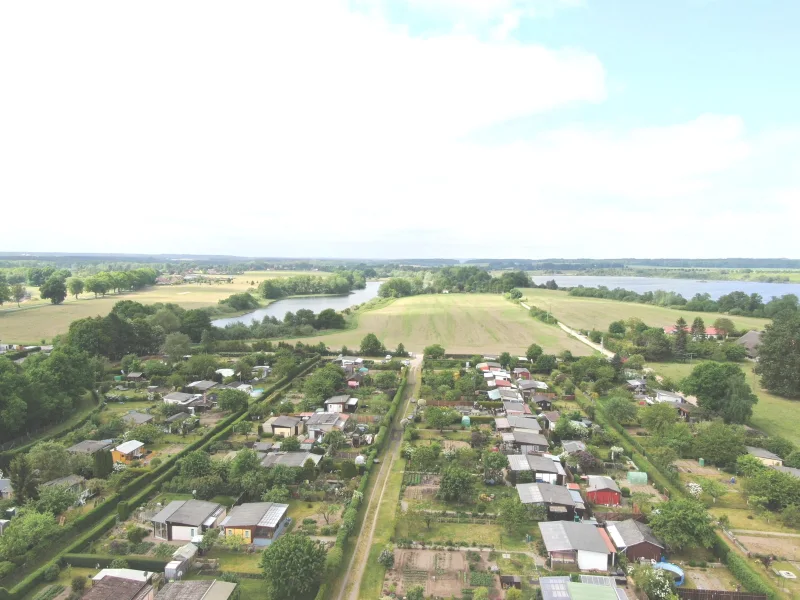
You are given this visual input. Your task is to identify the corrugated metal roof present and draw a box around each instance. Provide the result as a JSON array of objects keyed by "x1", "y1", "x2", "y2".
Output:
[
  {"x1": 115, "y1": 440, "x2": 144, "y2": 454},
  {"x1": 587, "y1": 476, "x2": 621, "y2": 494},
  {"x1": 539, "y1": 521, "x2": 611, "y2": 554},
  {"x1": 508, "y1": 455, "x2": 531, "y2": 471},
  {"x1": 540, "y1": 577, "x2": 571, "y2": 600}
]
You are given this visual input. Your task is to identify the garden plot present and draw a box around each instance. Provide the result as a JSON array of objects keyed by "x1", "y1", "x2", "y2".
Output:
[
  {"x1": 736, "y1": 534, "x2": 800, "y2": 561},
  {"x1": 683, "y1": 566, "x2": 739, "y2": 590},
  {"x1": 385, "y1": 549, "x2": 469, "y2": 598},
  {"x1": 674, "y1": 459, "x2": 726, "y2": 478},
  {"x1": 403, "y1": 474, "x2": 441, "y2": 501}
]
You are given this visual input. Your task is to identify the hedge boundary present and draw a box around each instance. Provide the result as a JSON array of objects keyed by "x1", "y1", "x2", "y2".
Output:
[
  {"x1": 315, "y1": 372, "x2": 409, "y2": 600},
  {"x1": 0, "y1": 355, "x2": 321, "y2": 600},
  {"x1": 572, "y1": 389, "x2": 781, "y2": 600}
]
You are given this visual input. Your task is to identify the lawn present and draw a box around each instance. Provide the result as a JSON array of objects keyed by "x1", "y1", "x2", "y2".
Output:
[
  {"x1": 519, "y1": 288, "x2": 769, "y2": 333},
  {"x1": 206, "y1": 548, "x2": 263, "y2": 574},
  {"x1": 708, "y1": 507, "x2": 795, "y2": 534},
  {"x1": 0, "y1": 269, "x2": 318, "y2": 344},
  {"x1": 394, "y1": 520, "x2": 536, "y2": 552},
  {"x1": 359, "y1": 456, "x2": 405, "y2": 600},
  {"x1": 283, "y1": 293, "x2": 592, "y2": 356}
]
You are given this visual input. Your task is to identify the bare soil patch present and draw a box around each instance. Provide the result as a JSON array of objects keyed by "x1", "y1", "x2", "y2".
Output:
[
  {"x1": 737, "y1": 535, "x2": 800, "y2": 560},
  {"x1": 685, "y1": 567, "x2": 735, "y2": 590},
  {"x1": 443, "y1": 440, "x2": 471, "y2": 451},
  {"x1": 385, "y1": 549, "x2": 470, "y2": 598},
  {"x1": 675, "y1": 459, "x2": 725, "y2": 477}
]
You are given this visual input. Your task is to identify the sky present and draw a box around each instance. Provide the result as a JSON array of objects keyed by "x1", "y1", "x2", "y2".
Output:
[{"x1": 2, "y1": 0, "x2": 800, "y2": 259}]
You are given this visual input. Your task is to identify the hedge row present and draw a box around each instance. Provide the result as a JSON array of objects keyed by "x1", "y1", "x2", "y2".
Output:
[
  {"x1": 63, "y1": 554, "x2": 169, "y2": 572},
  {"x1": 0, "y1": 405, "x2": 103, "y2": 468},
  {"x1": 318, "y1": 375, "x2": 408, "y2": 600},
  {"x1": 572, "y1": 388, "x2": 781, "y2": 600},
  {"x1": 1, "y1": 356, "x2": 321, "y2": 600}
]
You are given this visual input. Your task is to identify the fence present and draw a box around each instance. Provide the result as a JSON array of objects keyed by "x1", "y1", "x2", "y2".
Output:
[{"x1": 678, "y1": 590, "x2": 767, "y2": 600}]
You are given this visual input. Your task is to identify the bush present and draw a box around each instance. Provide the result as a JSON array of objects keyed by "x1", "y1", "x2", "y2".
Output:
[
  {"x1": 621, "y1": 487, "x2": 631, "y2": 498},
  {"x1": 71, "y1": 576, "x2": 86, "y2": 593},
  {"x1": 126, "y1": 526, "x2": 149, "y2": 544},
  {"x1": 42, "y1": 563, "x2": 60, "y2": 582}
]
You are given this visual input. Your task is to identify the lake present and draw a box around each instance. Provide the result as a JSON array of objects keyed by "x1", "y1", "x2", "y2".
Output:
[
  {"x1": 530, "y1": 275, "x2": 800, "y2": 301},
  {"x1": 212, "y1": 281, "x2": 382, "y2": 327}
]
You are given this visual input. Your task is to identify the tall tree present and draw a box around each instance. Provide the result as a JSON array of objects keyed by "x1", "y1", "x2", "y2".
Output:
[
  {"x1": 649, "y1": 499, "x2": 716, "y2": 550},
  {"x1": 438, "y1": 467, "x2": 474, "y2": 503},
  {"x1": 8, "y1": 455, "x2": 41, "y2": 503},
  {"x1": 67, "y1": 278, "x2": 85, "y2": 300},
  {"x1": 712, "y1": 317, "x2": 736, "y2": 338},
  {"x1": 604, "y1": 396, "x2": 638, "y2": 424},
  {"x1": 39, "y1": 275, "x2": 67, "y2": 305},
  {"x1": 690, "y1": 316, "x2": 706, "y2": 339},
  {"x1": 0, "y1": 274, "x2": 10, "y2": 306},
  {"x1": 639, "y1": 402, "x2": 677, "y2": 436},
  {"x1": 162, "y1": 332, "x2": 192, "y2": 364},
  {"x1": 755, "y1": 312, "x2": 800, "y2": 398},
  {"x1": 720, "y1": 376, "x2": 758, "y2": 424},
  {"x1": 11, "y1": 283, "x2": 26, "y2": 307},
  {"x1": 682, "y1": 362, "x2": 756, "y2": 419},
  {"x1": 360, "y1": 333, "x2": 384, "y2": 356},
  {"x1": 673, "y1": 317, "x2": 689, "y2": 355},
  {"x1": 526, "y1": 343, "x2": 543, "y2": 362},
  {"x1": 692, "y1": 422, "x2": 746, "y2": 468},
  {"x1": 259, "y1": 534, "x2": 326, "y2": 600}
]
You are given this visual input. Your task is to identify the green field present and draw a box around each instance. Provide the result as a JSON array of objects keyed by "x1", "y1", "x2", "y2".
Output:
[
  {"x1": 282, "y1": 294, "x2": 592, "y2": 355},
  {"x1": 0, "y1": 270, "x2": 318, "y2": 343},
  {"x1": 519, "y1": 288, "x2": 769, "y2": 332},
  {"x1": 652, "y1": 360, "x2": 800, "y2": 446}
]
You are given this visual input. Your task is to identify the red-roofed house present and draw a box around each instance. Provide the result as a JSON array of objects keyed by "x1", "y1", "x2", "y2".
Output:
[
  {"x1": 664, "y1": 325, "x2": 721, "y2": 337},
  {"x1": 495, "y1": 379, "x2": 512, "y2": 388}
]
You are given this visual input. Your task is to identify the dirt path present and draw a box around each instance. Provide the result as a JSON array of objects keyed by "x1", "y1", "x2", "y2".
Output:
[
  {"x1": 334, "y1": 355, "x2": 422, "y2": 600},
  {"x1": 556, "y1": 321, "x2": 616, "y2": 358}
]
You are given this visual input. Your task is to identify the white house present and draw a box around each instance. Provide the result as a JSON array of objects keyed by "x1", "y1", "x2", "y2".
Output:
[{"x1": 539, "y1": 521, "x2": 615, "y2": 571}]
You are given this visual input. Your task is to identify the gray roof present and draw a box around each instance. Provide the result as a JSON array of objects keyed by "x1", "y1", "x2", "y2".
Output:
[
  {"x1": 306, "y1": 412, "x2": 344, "y2": 427},
  {"x1": 609, "y1": 519, "x2": 663, "y2": 549},
  {"x1": 518, "y1": 380, "x2": 548, "y2": 390},
  {"x1": 253, "y1": 442, "x2": 273, "y2": 452},
  {"x1": 517, "y1": 482, "x2": 575, "y2": 507},
  {"x1": 187, "y1": 380, "x2": 218, "y2": 392},
  {"x1": 272, "y1": 416, "x2": 301, "y2": 428},
  {"x1": 165, "y1": 412, "x2": 191, "y2": 423},
  {"x1": 736, "y1": 330, "x2": 762, "y2": 353},
  {"x1": 503, "y1": 401, "x2": 530, "y2": 413},
  {"x1": 67, "y1": 439, "x2": 115, "y2": 454},
  {"x1": 324, "y1": 395, "x2": 351, "y2": 405},
  {"x1": 164, "y1": 392, "x2": 195, "y2": 403},
  {"x1": 151, "y1": 500, "x2": 222, "y2": 527},
  {"x1": 587, "y1": 475, "x2": 621, "y2": 494},
  {"x1": 498, "y1": 388, "x2": 524, "y2": 401},
  {"x1": 539, "y1": 521, "x2": 610, "y2": 554},
  {"x1": 261, "y1": 452, "x2": 322, "y2": 468},
  {"x1": 746, "y1": 446, "x2": 782, "y2": 461},
  {"x1": 562, "y1": 441, "x2": 587, "y2": 454},
  {"x1": 42, "y1": 474, "x2": 84, "y2": 488},
  {"x1": 156, "y1": 580, "x2": 237, "y2": 600},
  {"x1": 127, "y1": 372, "x2": 144, "y2": 378},
  {"x1": 542, "y1": 411, "x2": 560, "y2": 423},
  {"x1": 509, "y1": 454, "x2": 559, "y2": 473},
  {"x1": 84, "y1": 577, "x2": 151, "y2": 600},
  {"x1": 774, "y1": 465, "x2": 800, "y2": 479},
  {"x1": 124, "y1": 412, "x2": 154, "y2": 425},
  {"x1": 512, "y1": 430, "x2": 549, "y2": 447},
  {"x1": 221, "y1": 502, "x2": 288, "y2": 528},
  {"x1": 508, "y1": 415, "x2": 542, "y2": 432}
]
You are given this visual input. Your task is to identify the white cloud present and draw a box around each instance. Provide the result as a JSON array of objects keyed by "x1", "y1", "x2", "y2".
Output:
[{"x1": 0, "y1": 0, "x2": 798, "y2": 259}]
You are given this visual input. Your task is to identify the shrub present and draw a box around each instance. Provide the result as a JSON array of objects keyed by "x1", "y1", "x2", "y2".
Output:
[
  {"x1": 621, "y1": 487, "x2": 631, "y2": 498},
  {"x1": 42, "y1": 563, "x2": 60, "y2": 582},
  {"x1": 109, "y1": 540, "x2": 131, "y2": 555},
  {"x1": 71, "y1": 576, "x2": 86, "y2": 593},
  {"x1": 110, "y1": 558, "x2": 129, "y2": 569},
  {"x1": 126, "y1": 526, "x2": 149, "y2": 544}
]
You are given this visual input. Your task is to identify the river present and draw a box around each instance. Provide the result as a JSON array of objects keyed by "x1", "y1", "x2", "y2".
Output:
[
  {"x1": 530, "y1": 275, "x2": 800, "y2": 300},
  {"x1": 212, "y1": 281, "x2": 382, "y2": 327}
]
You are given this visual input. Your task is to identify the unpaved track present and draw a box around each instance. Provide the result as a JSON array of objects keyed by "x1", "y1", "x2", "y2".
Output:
[{"x1": 334, "y1": 356, "x2": 421, "y2": 600}]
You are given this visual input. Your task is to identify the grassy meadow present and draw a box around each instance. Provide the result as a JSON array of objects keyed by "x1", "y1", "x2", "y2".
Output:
[
  {"x1": 282, "y1": 294, "x2": 592, "y2": 356},
  {"x1": 519, "y1": 288, "x2": 769, "y2": 332},
  {"x1": 0, "y1": 270, "x2": 319, "y2": 343}
]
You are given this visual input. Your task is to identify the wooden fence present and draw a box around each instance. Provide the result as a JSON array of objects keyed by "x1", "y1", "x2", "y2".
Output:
[{"x1": 678, "y1": 590, "x2": 767, "y2": 600}]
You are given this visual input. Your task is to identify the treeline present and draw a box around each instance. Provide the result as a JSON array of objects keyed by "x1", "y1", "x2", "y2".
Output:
[
  {"x1": 568, "y1": 285, "x2": 800, "y2": 318},
  {"x1": 597, "y1": 316, "x2": 747, "y2": 363},
  {"x1": 257, "y1": 270, "x2": 367, "y2": 299},
  {"x1": 378, "y1": 267, "x2": 530, "y2": 298},
  {"x1": 0, "y1": 347, "x2": 100, "y2": 440},
  {"x1": 213, "y1": 308, "x2": 347, "y2": 341}
]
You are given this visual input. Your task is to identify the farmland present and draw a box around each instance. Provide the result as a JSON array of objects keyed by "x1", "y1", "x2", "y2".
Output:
[
  {"x1": 519, "y1": 288, "x2": 769, "y2": 332},
  {"x1": 282, "y1": 293, "x2": 592, "y2": 355},
  {"x1": 0, "y1": 270, "x2": 320, "y2": 343}
]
